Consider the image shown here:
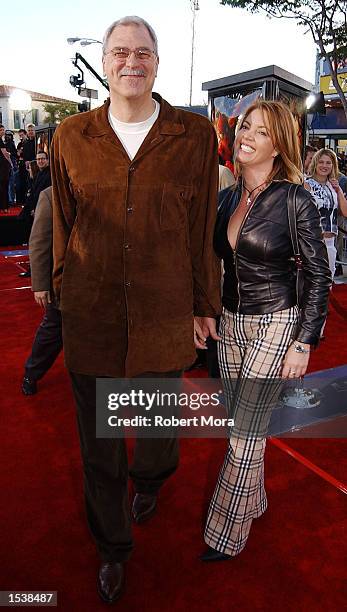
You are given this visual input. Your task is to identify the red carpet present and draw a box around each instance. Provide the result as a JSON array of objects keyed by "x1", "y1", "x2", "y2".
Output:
[
  {"x1": 0, "y1": 205, "x2": 22, "y2": 217},
  {"x1": 0, "y1": 250, "x2": 346, "y2": 611}
]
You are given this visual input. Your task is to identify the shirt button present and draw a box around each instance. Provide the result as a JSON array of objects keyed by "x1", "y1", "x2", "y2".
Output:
[
  {"x1": 125, "y1": 280, "x2": 131, "y2": 287},
  {"x1": 127, "y1": 207, "x2": 133, "y2": 213},
  {"x1": 124, "y1": 244, "x2": 131, "y2": 250},
  {"x1": 129, "y1": 166, "x2": 135, "y2": 173}
]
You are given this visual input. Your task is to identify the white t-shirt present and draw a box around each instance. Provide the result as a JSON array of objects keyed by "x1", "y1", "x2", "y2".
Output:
[
  {"x1": 306, "y1": 177, "x2": 338, "y2": 234},
  {"x1": 108, "y1": 100, "x2": 160, "y2": 160}
]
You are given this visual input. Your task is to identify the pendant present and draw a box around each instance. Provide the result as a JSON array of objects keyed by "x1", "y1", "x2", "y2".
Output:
[{"x1": 246, "y1": 196, "x2": 252, "y2": 206}]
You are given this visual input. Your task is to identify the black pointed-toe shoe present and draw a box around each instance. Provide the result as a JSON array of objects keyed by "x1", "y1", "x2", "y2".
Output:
[
  {"x1": 97, "y1": 561, "x2": 124, "y2": 604},
  {"x1": 22, "y1": 376, "x2": 37, "y2": 395},
  {"x1": 200, "y1": 546, "x2": 232, "y2": 562},
  {"x1": 132, "y1": 493, "x2": 157, "y2": 523}
]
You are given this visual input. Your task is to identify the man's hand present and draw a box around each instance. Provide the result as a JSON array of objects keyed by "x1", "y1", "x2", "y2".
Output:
[
  {"x1": 194, "y1": 316, "x2": 221, "y2": 349},
  {"x1": 34, "y1": 291, "x2": 51, "y2": 309}
]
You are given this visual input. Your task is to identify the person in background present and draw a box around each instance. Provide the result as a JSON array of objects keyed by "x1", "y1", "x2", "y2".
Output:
[
  {"x1": 22, "y1": 123, "x2": 36, "y2": 203},
  {"x1": 16, "y1": 129, "x2": 28, "y2": 205},
  {"x1": 218, "y1": 155, "x2": 236, "y2": 191},
  {"x1": 303, "y1": 144, "x2": 317, "y2": 177},
  {"x1": 205, "y1": 156, "x2": 235, "y2": 378},
  {"x1": 336, "y1": 169, "x2": 347, "y2": 277},
  {"x1": 5, "y1": 130, "x2": 17, "y2": 205},
  {"x1": 306, "y1": 148, "x2": 347, "y2": 279},
  {"x1": 18, "y1": 151, "x2": 51, "y2": 278},
  {"x1": 22, "y1": 123, "x2": 36, "y2": 167},
  {"x1": 17, "y1": 128, "x2": 27, "y2": 154},
  {"x1": 22, "y1": 151, "x2": 51, "y2": 218},
  {"x1": 191, "y1": 155, "x2": 233, "y2": 375},
  {"x1": 200, "y1": 100, "x2": 331, "y2": 562},
  {"x1": 0, "y1": 124, "x2": 12, "y2": 213},
  {"x1": 338, "y1": 168, "x2": 347, "y2": 197},
  {"x1": 22, "y1": 186, "x2": 63, "y2": 395},
  {"x1": 337, "y1": 150, "x2": 346, "y2": 174}
]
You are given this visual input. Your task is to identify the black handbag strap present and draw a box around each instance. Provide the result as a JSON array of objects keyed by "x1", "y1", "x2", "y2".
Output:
[
  {"x1": 287, "y1": 184, "x2": 303, "y2": 307},
  {"x1": 287, "y1": 184, "x2": 302, "y2": 270}
]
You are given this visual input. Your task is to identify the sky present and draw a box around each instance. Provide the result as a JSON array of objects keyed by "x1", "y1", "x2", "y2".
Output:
[{"x1": 1, "y1": 0, "x2": 318, "y2": 107}]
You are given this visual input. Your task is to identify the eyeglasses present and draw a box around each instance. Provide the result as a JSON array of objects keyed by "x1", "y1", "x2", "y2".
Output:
[{"x1": 105, "y1": 47, "x2": 156, "y2": 61}]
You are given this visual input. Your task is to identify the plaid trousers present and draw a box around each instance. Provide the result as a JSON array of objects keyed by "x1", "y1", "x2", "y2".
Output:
[{"x1": 204, "y1": 306, "x2": 298, "y2": 556}]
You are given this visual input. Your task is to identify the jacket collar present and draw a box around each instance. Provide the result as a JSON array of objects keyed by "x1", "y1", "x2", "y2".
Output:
[
  {"x1": 220, "y1": 180, "x2": 289, "y2": 218},
  {"x1": 82, "y1": 92, "x2": 185, "y2": 138}
]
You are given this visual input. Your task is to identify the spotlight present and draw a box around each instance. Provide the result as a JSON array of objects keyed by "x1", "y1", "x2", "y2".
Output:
[{"x1": 306, "y1": 91, "x2": 326, "y2": 115}]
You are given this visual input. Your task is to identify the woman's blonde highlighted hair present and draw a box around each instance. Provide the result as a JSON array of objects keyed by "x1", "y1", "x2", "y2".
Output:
[
  {"x1": 234, "y1": 99, "x2": 303, "y2": 184},
  {"x1": 308, "y1": 148, "x2": 339, "y2": 180}
]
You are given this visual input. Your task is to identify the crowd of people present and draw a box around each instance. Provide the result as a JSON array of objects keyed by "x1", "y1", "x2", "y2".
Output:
[
  {"x1": 2, "y1": 14, "x2": 347, "y2": 606},
  {"x1": 0, "y1": 123, "x2": 40, "y2": 213},
  {"x1": 0, "y1": 123, "x2": 52, "y2": 279}
]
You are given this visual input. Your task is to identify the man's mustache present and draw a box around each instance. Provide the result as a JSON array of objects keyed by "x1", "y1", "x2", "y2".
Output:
[{"x1": 119, "y1": 69, "x2": 145, "y2": 77}]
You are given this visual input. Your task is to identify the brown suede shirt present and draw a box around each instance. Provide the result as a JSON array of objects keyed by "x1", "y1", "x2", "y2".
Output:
[{"x1": 51, "y1": 94, "x2": 221, "y2": 377}]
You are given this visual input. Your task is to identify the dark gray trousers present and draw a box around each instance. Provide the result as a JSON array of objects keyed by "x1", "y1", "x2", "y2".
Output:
[
  {"x1": 25, "y1": 304, "x2": 63, "y2": 381},
  {"x1": 69, "y1": 370, "x2": 181, "y2": 562}
]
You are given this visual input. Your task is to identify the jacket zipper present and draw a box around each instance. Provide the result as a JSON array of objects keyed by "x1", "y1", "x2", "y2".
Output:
[{"x1": 233, "y1": 185, "x2": 271, "y2": 312}]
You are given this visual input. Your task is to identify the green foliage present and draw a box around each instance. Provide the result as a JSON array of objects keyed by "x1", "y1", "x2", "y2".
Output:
[
  {"x1": 334, "y1": 24, "x2": 347, "y2": 61},
  {"x1": 43, "y1": 101, "x2": 78, "y2": 124}
]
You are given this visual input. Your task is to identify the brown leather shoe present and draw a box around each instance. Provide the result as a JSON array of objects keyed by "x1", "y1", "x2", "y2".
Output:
[
  {"x1": 132, "y1": 493, "x2": 157, "y2": 523},
  {"x1": 97, "y1": 561, "x2": 124, "y2": 604}
]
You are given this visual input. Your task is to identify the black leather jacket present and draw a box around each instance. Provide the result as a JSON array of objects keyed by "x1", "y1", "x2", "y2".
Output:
[{"x1": 214, "y1": 180, "x2": 332, "y2": 346}]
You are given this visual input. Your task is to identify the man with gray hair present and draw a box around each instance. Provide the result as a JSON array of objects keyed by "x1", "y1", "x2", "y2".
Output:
[{"x1": 51, "y1": 15, "x2": 220, "y2": 603}]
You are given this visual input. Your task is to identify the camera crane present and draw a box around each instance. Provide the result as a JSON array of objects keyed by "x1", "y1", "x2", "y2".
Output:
[{"x1": 69, "y1": 52, "x2": 109, "y2": 111}]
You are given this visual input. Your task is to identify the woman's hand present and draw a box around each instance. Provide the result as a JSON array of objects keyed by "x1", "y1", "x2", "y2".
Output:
[
  {"x1": 329, "y1": 178, "x2": 340, "y2": 194},
  {"x1": 194, "y1": 316, "x2": 221, "y2": 349},
  {"x1": 281, "y1": 342, "x2": 310, "y2": 379}
]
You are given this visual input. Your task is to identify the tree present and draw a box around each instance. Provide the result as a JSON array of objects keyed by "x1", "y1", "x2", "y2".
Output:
[
  {"x1": 220, "y1": 0, "x2": 347, "y2": 119},
  {"x1": 43, "y1": 101, "x2": 78, "y2": 124}
]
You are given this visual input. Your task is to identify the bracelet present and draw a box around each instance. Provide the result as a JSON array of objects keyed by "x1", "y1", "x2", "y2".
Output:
[{"x1": 293, "y1": 342, "x2": 310, "y2": 354}]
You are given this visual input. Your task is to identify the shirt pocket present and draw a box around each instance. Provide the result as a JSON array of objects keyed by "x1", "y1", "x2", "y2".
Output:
[
  {"x1": 70, "y1": 182, "x2": 97, "y2": 210},
  {"x1": 160, "y1": 182, "x2": 193, "y2": 231}
]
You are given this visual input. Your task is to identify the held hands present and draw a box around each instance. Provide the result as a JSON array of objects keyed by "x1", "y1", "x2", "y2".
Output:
[
  {"x1": 194, "y1": 316, "x2": 221, "y2": 349},
  {"x1": 281, "y1": 342, "x2": 310, "y2": 379},
  {"x1": 34, "y1": 291, "x2": 51, "y2": 309}
]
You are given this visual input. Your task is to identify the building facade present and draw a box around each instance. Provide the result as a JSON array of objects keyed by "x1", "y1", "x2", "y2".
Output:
[
  {"x1": 310, "y1": 58, "x2": 347, "y2": 154},
  {"x1": 0, "y1": 85, "x2": 76, "y2": 133}
]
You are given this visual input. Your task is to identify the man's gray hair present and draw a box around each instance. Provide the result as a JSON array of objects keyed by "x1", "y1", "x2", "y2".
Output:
[{"x1": 102, "y1": 15, "x2": 158, "y2": 56}]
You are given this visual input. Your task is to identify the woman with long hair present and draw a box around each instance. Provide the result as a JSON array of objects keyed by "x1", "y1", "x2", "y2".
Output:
[
  {"x1": 196, "y1": 100, "x2": 332, "y2": 561},
  {"x1": 306, "y1": 148, "x2": 347, "y2": 279}
]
